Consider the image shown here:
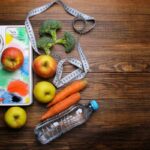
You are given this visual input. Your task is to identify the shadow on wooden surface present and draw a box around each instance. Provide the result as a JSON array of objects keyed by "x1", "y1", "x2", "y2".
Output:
[{"x1": 0, "y1": 0, "x2": 150, "y2": 150}]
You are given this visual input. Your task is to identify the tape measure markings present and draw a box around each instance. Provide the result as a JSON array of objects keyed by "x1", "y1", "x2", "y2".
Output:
[{"x1": 25, "y1": 0, "x2": 95, "y2": 88}]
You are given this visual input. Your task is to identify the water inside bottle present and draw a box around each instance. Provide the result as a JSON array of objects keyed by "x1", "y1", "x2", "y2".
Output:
[
  {"x1": 35, "y1": 100, "x2": 99, "y2": 144},
  {"x1": 35, "y1": 105, "x2": 87, "y2": 144}
]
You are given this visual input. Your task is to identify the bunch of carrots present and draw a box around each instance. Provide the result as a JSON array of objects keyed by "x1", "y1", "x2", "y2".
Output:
[{"x1": 40, "y1": 79, "x2": 88, "y2": 121}]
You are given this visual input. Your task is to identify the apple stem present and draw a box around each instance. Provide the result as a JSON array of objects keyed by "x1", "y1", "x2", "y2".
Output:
[{"x1": 14, "y1": 115, "x2": 19, "y2": 120}]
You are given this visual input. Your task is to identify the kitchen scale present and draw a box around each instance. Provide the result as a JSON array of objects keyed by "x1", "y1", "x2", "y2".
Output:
[{"x1": 0, "y1": 25, "x2": 33, "y2": 106}]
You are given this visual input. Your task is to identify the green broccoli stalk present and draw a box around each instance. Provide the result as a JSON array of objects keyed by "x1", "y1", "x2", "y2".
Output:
[
  {"x1": 56, "y1": 32, "x2": 76, "y2": 53},
  {"x1": 39, "y1": 20, "x2": 62, "y2": 42},
  {"x1": 37, "y1": 37, "x2": 54, "y2": 55}
]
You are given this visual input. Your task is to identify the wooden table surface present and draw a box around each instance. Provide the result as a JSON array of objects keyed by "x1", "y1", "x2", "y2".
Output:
[{"x1": 0, "y1": 0, "x2": 150, "y2": 149}]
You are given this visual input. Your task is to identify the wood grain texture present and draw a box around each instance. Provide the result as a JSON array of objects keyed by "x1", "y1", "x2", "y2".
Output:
[{"x1": 0, "y1": 0, "x2": 150, "y2": 150}]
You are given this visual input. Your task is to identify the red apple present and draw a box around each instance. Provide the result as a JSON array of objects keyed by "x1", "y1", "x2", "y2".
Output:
[
  {"x1": 33, "y1": 55, "x2": 57, "y2": 78},
  {"x1": 1, "y1": 47, "x2": 24, "y2": 71}
]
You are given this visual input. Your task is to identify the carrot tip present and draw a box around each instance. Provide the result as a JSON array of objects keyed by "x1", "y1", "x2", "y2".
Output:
[
  {"x1": 40, "y1": 117, "x2": 44, "y2": 122},
  {"x1": 83, "y1": 79, "x2": 88, "y2": 85},
  {"x1": 47, "y1": 103, "x2": 52, "y2": 108}
]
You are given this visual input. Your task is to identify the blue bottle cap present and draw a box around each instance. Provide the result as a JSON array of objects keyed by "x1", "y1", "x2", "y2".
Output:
[{"x1": 90, "y1": 100, "x2": 99, "y2": 111}]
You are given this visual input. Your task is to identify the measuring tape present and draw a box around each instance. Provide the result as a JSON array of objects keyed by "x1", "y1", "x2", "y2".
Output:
[{"x1": 25, "y1": 0, "x2": 95, "y2": 88}]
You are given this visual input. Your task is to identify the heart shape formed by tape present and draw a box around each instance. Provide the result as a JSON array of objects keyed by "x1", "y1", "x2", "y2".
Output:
[{"x1": 53, "y1": 43, "x2": 90, "y2": 88}]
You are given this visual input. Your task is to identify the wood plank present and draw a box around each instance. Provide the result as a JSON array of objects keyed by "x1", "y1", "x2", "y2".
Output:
[
  {"x1": 0, "y1": 0, "x2": 149, "y2": 20},
  {"x1": 0, "y1": 98, "x2": 149, "y2": 128},
  {"x1": 33, "y1": 73, "x2": 150, "y2": 99},
  {"x1": 0, "y1": 125, "x2": 149, "y2": 150},
  {"x1": 41, "y1": 44, "x2": 150, "y2": 73},
  {"x1": 0, "y1": 98, "x2": 149, "y2": 149}
]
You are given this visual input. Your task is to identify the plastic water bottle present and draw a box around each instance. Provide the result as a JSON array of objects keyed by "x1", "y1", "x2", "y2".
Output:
[{"x1": 34, "y1": 100, "x2": 99, "y2": 144}]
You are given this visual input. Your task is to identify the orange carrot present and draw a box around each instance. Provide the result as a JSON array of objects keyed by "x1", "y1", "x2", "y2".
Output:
[
  {"x1": 47, "y1": 79, "x2": 87, "y2": 107},
  {"x1": 41, "y1": 92, "x2": 81, "y2": 121}
]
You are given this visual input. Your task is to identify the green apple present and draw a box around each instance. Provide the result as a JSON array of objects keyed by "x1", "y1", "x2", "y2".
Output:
[
  {"x1": 34, "y1": 81, "x2": 56, "y2": 103},
  {"x1": 4, "y1": 107, "x2": 27, "y2": 129}
]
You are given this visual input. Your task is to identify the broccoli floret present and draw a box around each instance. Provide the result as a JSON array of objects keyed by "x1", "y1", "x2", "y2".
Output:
[
  {"x1": 56, "y1": 32, "x2": 75, "y2": 53},
  {"x1": 38, "y1": 20, "x2": 75, "y2": 53},
  {"x1": 39, "y1": 20, "x2": 62, "y2": 42},
  {"x1": 37, "y1": 37, "x2": 54, "y2": 55}
]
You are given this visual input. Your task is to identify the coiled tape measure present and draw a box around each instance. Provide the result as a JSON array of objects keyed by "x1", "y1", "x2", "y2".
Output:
[{"x1": 25, "y1": 0, "x2": 96, "y2": 88}]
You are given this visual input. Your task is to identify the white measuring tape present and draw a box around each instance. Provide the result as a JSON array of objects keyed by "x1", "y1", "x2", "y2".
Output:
[{"x1": 25, "y1": 0, "x2": 95, "y2": 88}]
